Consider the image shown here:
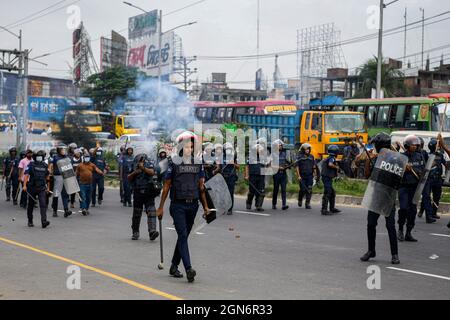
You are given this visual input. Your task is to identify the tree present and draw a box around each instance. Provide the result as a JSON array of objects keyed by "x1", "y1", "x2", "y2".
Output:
[
  {"x1": 355, "y1": 57, "x2": 409, "y2": 98},
  {"x1": 82, "y1": 66, "x2": 145, "y2": 111}
]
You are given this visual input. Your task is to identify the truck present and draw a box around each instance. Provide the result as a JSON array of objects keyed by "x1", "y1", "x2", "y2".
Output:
[
  {"x1": 24, "y1": 97, "x2": 102, "y2": 134},
  {"x1": 0, "y1": 107, "x2": 16, "y2": 132},
  {"x1": 237, "y1": 110, "x2": 369, "y2": 159}
]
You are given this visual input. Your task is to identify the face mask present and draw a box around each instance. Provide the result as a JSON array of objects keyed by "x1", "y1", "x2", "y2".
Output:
[
  {"x1": 84, "y1": 157, "x2": 90, "y2": 163},
  {"x1": 96, "y1": 152, "x2": 102, "y2": 156},
  {"x1": 36, "y1": 156, "x2": 43, "y2": 162}
]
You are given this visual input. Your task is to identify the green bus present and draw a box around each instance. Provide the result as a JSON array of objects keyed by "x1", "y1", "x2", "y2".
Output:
[{"x1": 342, "y1": 97, "x2": 450, "y2": 136}]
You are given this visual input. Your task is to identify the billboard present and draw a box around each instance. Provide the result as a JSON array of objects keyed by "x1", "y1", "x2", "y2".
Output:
[
  {"x1": 128, "y1": 10, "x2": 158, "y2": 40},
  {"x1": 73, "y1": 24, "x2": 83, "y2": 83},
  {"x1": 127, "y1": 31, "x2": 174, "y2": 78},
  {"x1": 101, "y1": 31, "x2": 127, "y2": 71}
]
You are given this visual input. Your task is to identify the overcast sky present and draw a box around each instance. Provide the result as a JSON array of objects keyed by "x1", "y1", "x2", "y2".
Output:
[{"x1": 1, "y1": 0, "x2": 449, "y2": 89}]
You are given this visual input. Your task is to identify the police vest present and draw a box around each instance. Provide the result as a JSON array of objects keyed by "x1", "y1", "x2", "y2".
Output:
[
  {"x1": 321, "y1": 157, "x2": 338, "y2": 178},
  {"x1": 402, "y1": 151, "x2": 425, "y2": 185},
  {"x1": 171, "y1": 163, "x2": 201, "y2": 200},
  {"x1": 298, "y1": 154, "x2": 315, "y2": 177},
  {"x1": 4, "y1": 157, "x2": 19, "y2": 176},
  {"x1": 122, "y1": 156, "x2": 134, "y2": 176},
  {"x1": 277, "y1": 150, "x2": 289, "y2": 167},
  {"x1": 222, "y1": 157, "x2": 237, "y2": 179},
  {"x1": 429, "y1": 151, "x2": 445, "y2": 180},
  {"x1": 93, "y1": 157, "x2": 106, "y2": 171},
  {"x1": 248, "y1": 163, "x2": 263, "y2": 176},
  {"x1": 29, "y1": 162, "x2": 48, "y2": 191}
]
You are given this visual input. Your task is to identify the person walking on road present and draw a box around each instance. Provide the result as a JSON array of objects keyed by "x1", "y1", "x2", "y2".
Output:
[{"x1": 76, "y1": 154, "x2": 104, "y2": 216}]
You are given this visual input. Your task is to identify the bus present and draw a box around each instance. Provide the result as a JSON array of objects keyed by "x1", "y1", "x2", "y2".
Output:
[
  {"x1": 194, "y1": 100, "x2": 298, "y2": 127},
  {"x1": 341, "y1": 97, "x2": 448, "y2": 135}
]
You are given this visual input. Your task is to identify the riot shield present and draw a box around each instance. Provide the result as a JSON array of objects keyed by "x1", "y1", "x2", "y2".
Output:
[
  {"x1": 204, "y1": 173, "x2": 232, "y2": 216},
  {"x1": 56, "y1": 157, "x2": 80, "y2": 195},
  {"x1": 412, "y1": 154, "x2": 436, "y2": 205},
  {"x1": 362, "y1": 149, "x2": 408, "y2": 217}
]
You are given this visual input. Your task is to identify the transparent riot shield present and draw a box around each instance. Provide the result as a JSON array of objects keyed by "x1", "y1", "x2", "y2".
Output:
[{"x1": 56, "y1": 157, "x2": 80, "y2": 195}]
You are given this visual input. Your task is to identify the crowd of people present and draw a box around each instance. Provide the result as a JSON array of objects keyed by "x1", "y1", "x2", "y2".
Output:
[{"x1": 1, "y1": 131, "x2": 450, "y2": 282}]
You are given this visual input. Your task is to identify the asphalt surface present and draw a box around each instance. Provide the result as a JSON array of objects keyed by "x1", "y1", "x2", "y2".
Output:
[{"x1": 0, "y1": 188, "x2": 449, "y2": 300}]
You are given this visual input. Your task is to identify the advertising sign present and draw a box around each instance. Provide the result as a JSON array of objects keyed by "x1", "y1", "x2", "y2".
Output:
[
  {"x1": 127, "y1": 31, "x2": 174, "y2": 77},
  {"x1": 128, "y1": 10, "x2": 158, "y2": 40}
]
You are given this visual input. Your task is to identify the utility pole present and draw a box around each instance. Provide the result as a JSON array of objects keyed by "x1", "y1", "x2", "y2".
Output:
[
  {"x1": 376, "y1": 0, "x2": 384, "y2": 99},
  {"x1": 420, "y1": 8, "x2": 425, "y2": 70},
  {"x1": 257, "y1": 0, "x2": 260, "y2": 69},
  {"x1": 174, "y1": 56, "x2": 197, "y2": 93},
  {"x1": 404, "y1": 7, "x2": 407, "y2": 65},
  {"x1": 158, "y1": 10, "x2": 163, "y2": 83}
]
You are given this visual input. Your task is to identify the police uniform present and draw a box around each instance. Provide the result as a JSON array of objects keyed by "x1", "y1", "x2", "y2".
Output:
[
  {"x1": 25, "y1": 160, "x2": 50, "y2": 228},
  {"x1": 91, "y1": 152, "x2": 107, "y2": 206},
  {"x1": 3, "y1": 153, "x2": 19, "y2": 203},
  {"x1": 121, "y1": 153, "x2": 135, "y2": 206},
  {"x1": 246, "y1": 160, "x2": 265, "y2": 211},
  {"x1": 220, "y1": 154, "x2": 238, "y2": 214},
  {"x1": 297, "y1": 153, "x2": 315, "y2": 208},
  {"x1": 129, "y1": 155, "x2": 159, "y2": 240},
  {"x1": 272, "y1": 148, "x2": 290, "y2": 210},
  {"x1": 398, "y1": 151, "x2": 425, "y2": 240},
  {"x1": 321, "y1": 156, "x2": 338, "y2": 214},
  {"x1": 51, "y1": 154, "x2": 71, "y2": 215},
  {"x1": 422, "y1": 150, "x2": 446, "y2": 220},
  {"x1": 342, "y1": 144, "x2": 359, "y2": 178},
  {"x1": 165, "y1": 156, "x2": 205, "y2": 274}
]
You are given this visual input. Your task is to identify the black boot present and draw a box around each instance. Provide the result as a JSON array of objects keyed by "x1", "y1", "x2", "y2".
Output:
[
  {"x1": 169, "y1": 264, "x2": 183, "y2": 278},
  {"x1": 329, "y1": 196, "x2": 341, "y2": 213},
  {"x1": 405, "y1": 230, "x2": 418, "y2": 242},
  {"x1": 321, "y1": 196, "x2": 330, "y2": 215},
  {"x1": 149, "y1": 231, "x2": 159, "y2": 241},
  {"x1": 447, "y1": 221, "x2": 450, "y2": 228},
  {"x1": 391, "y1": 255, "x2": 400, "y2": 265},
  {"x1": 42, "y1": 221, "x2": 50, "y2": 229},
  {"x1": 186, "y1": 268, "x2": 197, "y2": 283},
  {"x1": 426, "y1": 218, "x2": 437, "y2": 224},
  {"x1": 53, "y1": 211, "x2": 58, "y2": 217},
  {"x1": 360, "y1": 251, "x2": 376, "y2": 262},
  {"x1": 64, "y1": 210, "x2": 72, "y2": 218},
  {"x1": 132, "y1": 231, "x2": 140, "y2": 240},
  {"x1": 397, "y1": 228, "x2": 405, "y2": 242},
  {"x1": 298, "y1": 192, "x2": 303, "y2": 207},
  {"x1": 28, "y1": 221, "x2": 34, "y2": 228}
]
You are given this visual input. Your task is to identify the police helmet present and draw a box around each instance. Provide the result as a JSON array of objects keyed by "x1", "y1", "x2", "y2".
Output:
[
  {"x1": 403, "y1": 135, "x2": 421, "y2": 150},
  {"x1": 9, "y1": 147, "x2": 17, "y2": 154},
  {"x1": 33, "y1": 150, "x2": 46, "y2": 161},
  {"x1": 56, "y1": 144, "x2": 67, "y2": 154},
  {"x1": 327, "y1": 145, "x2": 340, "y2": 156},
  {"x1": 203, "y1": 142, "x2": 214, "y2": 151},
  {"x1": 273, "y1": 139, "x2": 284, "y2": 146},
  {"x1": 418, "y1": 137, "x2": 425, "y2": 149},
  {"x1": 300, "y1": 143, "x2": 312, "y2": 152},
  {"x1": 68, "y1": 143, "x2": 78, "y2": 149},
  {"x1": 370, "y1": 132, "x2": 391, "y2": 153},
  {"x1": 428, "y1": 138, "x2": 438, "y2": 153},
  {"x1": 19, "y1": 151, "x2": 26, "y2": 159},
  {"x1": 49, "y1": 148, "x2": 57, "y2": 156},
  {"x1": 176, "y1": 131, "x2": 198, "y2": 144}
]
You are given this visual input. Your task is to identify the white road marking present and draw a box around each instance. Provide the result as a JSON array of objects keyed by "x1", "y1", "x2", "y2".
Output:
[
  {"x1": 430, "y1": 233, "x2": 450, "y2": 238},
  {"x1": 387, "y1": 267, "x2": 450, "y2": 281},
  {"x1": 234, "y1": 210, "x2": 271, "y2": 217},
  {"x1": 166, "y1": 227, "x2": 204, "y2": 235}
]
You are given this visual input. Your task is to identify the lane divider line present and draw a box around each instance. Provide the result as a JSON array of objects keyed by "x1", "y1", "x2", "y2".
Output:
[
  {"x1": 234, "y1": 210, "x2": 271, "y2": 217},
  {"x1": 387, "y1": 267, "x2": 450, "y2": 281},
  {"x1": 0, "y1": 235, "x2": 183, "y2": 300},
  {"x1": 430, "y1": 233, "x2": 450, "y2": 238}
]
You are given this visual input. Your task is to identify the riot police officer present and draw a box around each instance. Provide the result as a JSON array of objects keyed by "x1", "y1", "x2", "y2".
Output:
[
  {"x1": 120, "y1": 146, "x2": 135, "y2": 207},
  {"x1": 3, "y1": 147, "x2": 19, "y2": 204},
  {"x1": 202, "y1": 143, "x2": 216, "y2": 181},
  {"x1": 156, "y1": 133, "x2": 211, "y2": 283},
  {"x1": 68, "y1": 143, "x2": 77, "y2": 158},
  {"x1": 397, "y1": 135, "x2": 425, "y2": 242},
  {"x1": 23, "y1": 150, "x2": 50, "y2": 229},
  {"x1": 220, "y1": 142, "x2": 239, "y2": 215},
  {"x1": 421, "y1": 138, "x2": 447, "y2": 222},
  {"x1": 321, "y1": 145, "x2": 341, "y2": 215},
  {"x1": 70, "y1": 149, "x2": 82, "y2": 209},
  {"x1": 117, "y1": 145, "x2": 126, "y2": 203},
  {"x1": 272, "y1": 140, "x2": 290, "y2": 211},
  {"x1": 46, "y1": 148, "x2": 57, "y2": 206},
  {"x1": 360, "y1": 133, "x2": 400, "y2": 265},
  {"x1": 245, "y1": 144, "x2": 266, "y2": 212},
  {"x1": 128, "y1": 153, "x2": 160, "y2": 241},
  {"x1": 49, "y1": 144, "x2": 72, "y2": 218},
  {"x1": 296, "y1": 143, "x2": 317, "y2": 210},
  {"x1": 91, "y1": 147, "x2": 108, "y2": 206}
]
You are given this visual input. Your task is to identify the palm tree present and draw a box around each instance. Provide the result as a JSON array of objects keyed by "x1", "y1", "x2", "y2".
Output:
[{"x1": 355, "y1": 56, "x2": 408, "y2": 98}]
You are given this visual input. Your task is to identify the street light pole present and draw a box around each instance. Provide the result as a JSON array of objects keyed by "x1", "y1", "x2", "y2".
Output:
[
  {"x1": 376, "y1": 0, "x2": 384, "y2": 99},
  {"x1": 158, "y1": 10, "x2": 162, "y2": 83}
]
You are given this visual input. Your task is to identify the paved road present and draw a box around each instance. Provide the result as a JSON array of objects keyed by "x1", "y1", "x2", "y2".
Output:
[{"x1": 0, "y1": 188, "x2": 449, "y2": 300}]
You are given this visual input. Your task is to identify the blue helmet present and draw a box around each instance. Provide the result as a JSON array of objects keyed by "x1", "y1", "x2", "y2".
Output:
[{"x1": 327, "y1": 145, "x2": 340, "y2": 156}]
